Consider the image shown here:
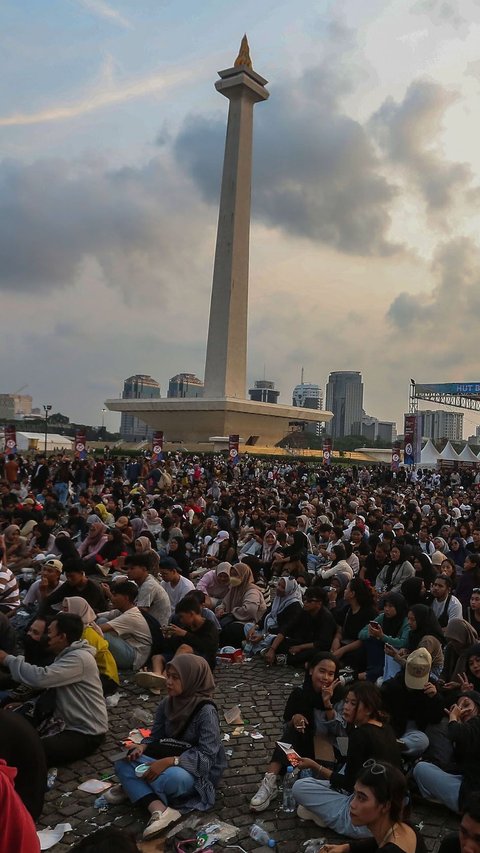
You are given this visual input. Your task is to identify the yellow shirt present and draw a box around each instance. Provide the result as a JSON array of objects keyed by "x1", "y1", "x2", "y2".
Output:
[{"x1": 83, "y1": 626, "x2": 120, "y2": 685}]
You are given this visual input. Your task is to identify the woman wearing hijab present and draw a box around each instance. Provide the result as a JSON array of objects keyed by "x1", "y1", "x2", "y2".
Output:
[
  {"x1": 412, "y1": 552, "x2": 438, "y2": 591},
  {"x1": 447, "y1": 536, "x2": 467, "y2": 569},
  {"x1": 78, "y1": 517, "x2": 108, "y2": 562},
  {"x1": 400, "y1": 576, "x2": 429, "y2": 608},
  {"x1": 375, "y1": 544, "x2": 415, "y2": 595},
  {"x1": 258, "y1": 529, "x2": 280, "y2": 581},
  {"x1": 135, "y1": 536, "x2": 160, "y2": 576},
  {"x1": 464, "y1": 643, "x2": 480, "y2": 692},
  {"x1": 62, "y1": 597, "x2": 119, "y2": 696},
  {"x1": 217, "y1": 563, "x2": 266, "y2": 646},
  {"x1": 440, "y1": 619, "x2": 478, "y2": 687},
  {"x1": 244, "y1": 577, "x2": 303, "y2": 657},
  {"x1": 167, "y1": 536, "x2": 190, "y2": 578},
  {"x1": 197, "y1": 562, "x2": 231, "y2": 608},
  {"x1": 4, "y1": 525, "x2": 29, "y2": 570},
  {"x1": 106, "y1": 655, "x2": 226, "y2": 840},
  {"x1": 358, "y1": 592, "x2": 409, "y2": 682},
  {"x1": 318, "y1": 544, "x2": 354, "y2": 583}
]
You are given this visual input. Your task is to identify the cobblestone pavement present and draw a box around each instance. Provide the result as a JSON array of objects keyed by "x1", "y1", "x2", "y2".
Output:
[{"x1": 40, "y1": 659, "x2": 459, "y2": 852}]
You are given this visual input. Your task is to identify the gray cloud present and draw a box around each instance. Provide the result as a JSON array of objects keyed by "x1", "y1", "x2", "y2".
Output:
[
  {"x1": 371, "y1": 80, "x2": 475, "y2": 212},
  {"x1": 0, "y1": 155, "x2": 210, "y2": 295},
  {"x1": 412, "y1": 0, "x2": 468, "y2": 30},
  {"x1": 387, "y1": 236, "x2": 480, "y2": 330},
  {"x1": 174, "y1": 64, "x2": 400, "y2": 257}
]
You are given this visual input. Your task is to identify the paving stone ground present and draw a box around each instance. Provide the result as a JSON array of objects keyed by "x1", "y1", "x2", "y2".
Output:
[{"x1": 40, "y1": 659, "x2": 459, "y2": 852}]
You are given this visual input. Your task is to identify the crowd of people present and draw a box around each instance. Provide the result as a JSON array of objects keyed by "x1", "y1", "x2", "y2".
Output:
[{"x1": 1, "y1": 449, "x2": 480, "y2": 850}]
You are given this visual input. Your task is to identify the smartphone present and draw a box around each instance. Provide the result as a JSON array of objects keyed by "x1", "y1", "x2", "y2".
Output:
[{"x1": 369, "y1": 621, "x2": 378, "y2": 627}]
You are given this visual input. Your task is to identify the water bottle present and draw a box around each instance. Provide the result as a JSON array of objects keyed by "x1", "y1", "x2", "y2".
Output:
[
  {"x1": 282, "y1": 765, "x2": 296, "y2": 812},
  {"x1": 46, "y1": 768, "x2": 57, "y2": 789},
  {"x1": 250, "y1": 823, "x2": 276, "y2": 847}
]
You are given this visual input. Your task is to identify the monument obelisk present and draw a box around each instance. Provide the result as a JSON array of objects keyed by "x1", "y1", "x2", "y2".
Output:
[
  {"x1": 106, "y1": 39, "x2": 332, "y2": 445},
  {"x1": 203, "y1": 36, "x2": 269, "y2": 399}
]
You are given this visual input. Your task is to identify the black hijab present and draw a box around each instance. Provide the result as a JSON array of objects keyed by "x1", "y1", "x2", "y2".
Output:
[
  {"x1": 407, "y1": 603, "x2": 444, "y2": 650},
  {"x1": 382, "y1": 592, "x2": 408, "y2": 638}
]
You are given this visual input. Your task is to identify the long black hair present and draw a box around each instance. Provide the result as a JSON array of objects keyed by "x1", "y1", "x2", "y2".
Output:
[
  {"x1": 355, "y1": 761, "x2": 409, "y2": 823},
  {"x1": 407, "y1": 604, "x2": 444, "y2": 650},
  {"x1": 382, "y1": 592, "x2": 407, "y2": 638}
]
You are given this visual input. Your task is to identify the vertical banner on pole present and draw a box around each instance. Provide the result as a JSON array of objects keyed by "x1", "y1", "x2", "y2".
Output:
[
  {"x1": 323, "y1": 439, "x2": 332, "y2": 465},
  {"x1": 75, "y1": 430, "x2": 87, "y2": 460},
  {"x1": 404, "y1": 414, "x2": 420, "y2": 466},
  {"x1": 4, "y1": 425, "x2": 17, "y2": 456},
  {"x1": 391, "y1": 441, "x2": 401, "y2": 471},
  {"x1": 152, "y1": 431, "x2": 164, "y2": 463},
  {"x1": 228, "y1": 434, "x2": 239, "y2": 465}
]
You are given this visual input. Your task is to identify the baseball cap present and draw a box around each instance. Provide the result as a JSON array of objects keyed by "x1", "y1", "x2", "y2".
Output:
[
  {"x1": 405, "y1": 648, "x2": 432, "y2": 690},
  {"x1": 430, "y1": 551, "x2": 445, "y2": 566},
  {"x1": 393, "y1": 522, "x2": 404, "y2": 530},
  {"x1": 44, "y1": 559, "x2": 63, "y2": 573}
]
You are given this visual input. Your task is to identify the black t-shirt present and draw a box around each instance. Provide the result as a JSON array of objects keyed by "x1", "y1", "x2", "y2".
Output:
[
  {"x1": 40, "y1": 579, "x2": 107, "y2": 615},
  {"x1": 176, "y1": 619, "x2": 219, "y2": 670}
]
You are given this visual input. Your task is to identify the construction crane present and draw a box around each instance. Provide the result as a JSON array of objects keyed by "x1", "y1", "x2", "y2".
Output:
[{"x1": 11, "y1": 384, "x2": 28, "y2": 395}]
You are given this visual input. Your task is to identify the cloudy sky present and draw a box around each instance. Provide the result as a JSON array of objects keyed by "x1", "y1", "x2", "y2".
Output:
[{"x1": 3, "y1": 0, "x2": 480, "y2": 436}]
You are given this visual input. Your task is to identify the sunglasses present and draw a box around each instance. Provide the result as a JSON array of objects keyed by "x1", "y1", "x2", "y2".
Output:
[{"x1": 363, "y1": 758, "x2": 387, "y2": 775}]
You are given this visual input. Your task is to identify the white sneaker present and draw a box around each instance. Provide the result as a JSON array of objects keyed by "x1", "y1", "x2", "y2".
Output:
[
  {"x1": 134, "y1": 671, "x2": 167, "y2": 690},
  {"x1": 250, "y1": 772, "x2": 278, "y2": 812},
  {"x1": 143, "y1": 807, "x2": 182, "y2": 840},
  {"x1": 296, "y1": 805, "x2": 328, "y2": 826},
  {"x1": 104, "y1": 784, "x2": 128, "y2": 805}
]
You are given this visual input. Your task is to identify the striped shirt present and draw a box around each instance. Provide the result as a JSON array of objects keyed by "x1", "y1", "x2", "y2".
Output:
[{"x1": 0, "y1": 564, "x2": 20, "y2": 611}]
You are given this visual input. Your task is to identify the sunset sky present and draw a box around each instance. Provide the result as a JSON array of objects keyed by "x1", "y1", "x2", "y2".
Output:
[{"x1": 3, "y1": 0, "x2": 480, "y2": 436}]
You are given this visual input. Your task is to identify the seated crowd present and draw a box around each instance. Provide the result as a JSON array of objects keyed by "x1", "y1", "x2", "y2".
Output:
[{"x1": 2, "y1": 451, "x2": 480, "y2": 850}]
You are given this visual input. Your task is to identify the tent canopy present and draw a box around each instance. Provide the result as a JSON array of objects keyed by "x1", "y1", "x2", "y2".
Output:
[
  {"x1": 458, "y1": 443, "x2": 480, "y2": 463},
  {"x1": 438, "y1": 440, "x2": 460, "y2": 461},
  {"x1": 420, "y1": 439, "x2": 440, "y2": 468}
]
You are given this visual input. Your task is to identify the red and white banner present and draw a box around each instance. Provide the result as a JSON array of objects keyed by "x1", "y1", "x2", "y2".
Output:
[
  {"x1": 391, "y1": 441, "x2": 401, "y2": 471},
  {"x1": 152, "y1": 431, "x2": 164, "y2": 463},
  {"x1": 75, "y1": 430, "x2": 87, "y2": 460},
  {"x1": 228, "y1": 434, "x2": 239, "y2": 465},
  {"x1": 4, "y1": 425, "x2": 17, "y2": 456},
  {"x1": 323, "y1": 439, "x2": 332, "y2": 466}
]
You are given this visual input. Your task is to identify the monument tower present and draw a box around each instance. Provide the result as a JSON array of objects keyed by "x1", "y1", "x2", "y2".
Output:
[
  {"x1": 204, "y1": 36, "x2": 268, "y2": 399},
  {"x1": 107, "y1": 39, "x2": 332, "y2": 446}
]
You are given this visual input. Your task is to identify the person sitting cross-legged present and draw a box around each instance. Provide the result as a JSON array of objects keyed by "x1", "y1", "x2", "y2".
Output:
[
  {"x1": 105, "y1": 655, "x2": 226, "y2": 841},
  {"x1": 0, "y1": 612, "x2": 108, "y2": 766}
]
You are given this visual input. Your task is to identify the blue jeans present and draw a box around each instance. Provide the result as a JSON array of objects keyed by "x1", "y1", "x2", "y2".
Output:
[
  {"x1": 292, "y1": 778, "x2": 371, "y2": 838},
  {"x1": 53, "y1": 482, "x2": 69, "y2": 506},
  {"x1": 413, "y1": 762, "x2": 461, "y2": 812},
  {"x1": 115, "y1": 756, "x2": 195, "y2": 806},
  {"x1": 104, "y1": 633, "x2": 136, "y2": 670}
]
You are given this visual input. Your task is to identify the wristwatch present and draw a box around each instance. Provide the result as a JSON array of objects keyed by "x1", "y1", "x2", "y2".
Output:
[{"x1": 173, "y1": 756, "x2": 180, "y2": 766}]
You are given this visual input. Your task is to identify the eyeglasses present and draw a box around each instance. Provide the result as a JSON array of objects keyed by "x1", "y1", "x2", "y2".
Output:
[{"x1": 363, "y1": 759, "x2": 387, "y2": 775}]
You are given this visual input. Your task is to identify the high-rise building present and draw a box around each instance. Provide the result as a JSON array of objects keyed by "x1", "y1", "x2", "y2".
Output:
[
  {"x1": 120, "y1": 375, "x2": 160, "y2": 441},
  {"x1": 325, "y1": 371, "x2": 364, "y2": 438},
  {"x1": 292, "y1": 383, "x2": 323, "y2": 434},
  {"x1": 248, "y1": 380, "x2": 279, "y2": 404},
  {"x1": 361, "y1": 415, "x2": 396, "y2": 444},
  {"x1": 167, "y1": 373, "x2": 204, "y2": 399},
  {"x1": 419, "y1": 410, "x2": 463, "y2": 442}
]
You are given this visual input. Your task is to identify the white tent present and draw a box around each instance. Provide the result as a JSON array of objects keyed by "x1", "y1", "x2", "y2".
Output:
[
  {"x1": 458, "y1": 443, "x2": 480, "y2": 464},
  {"x1": 438, "y1": 441, "x2": 460, "y2": 462},
  {"x1": 420, "y1": 439, "x2": 440, "y2": 468},
  {"x1": 15, "y1": 432, "x2": 74, "y2": 452}
]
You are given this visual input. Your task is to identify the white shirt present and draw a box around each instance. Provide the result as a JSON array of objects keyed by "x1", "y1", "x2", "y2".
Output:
[
  {"x1": 431, "y1": 595, "x2": 463, "y2": 625},
  {"x1": 161, "y1": 576, "x2": 195, "y2": 613}
]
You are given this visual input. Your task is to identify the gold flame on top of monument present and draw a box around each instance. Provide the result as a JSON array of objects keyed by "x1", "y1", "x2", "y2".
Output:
[{"x1": 234, "y1": 34, "x2": 252, "y2": 69}]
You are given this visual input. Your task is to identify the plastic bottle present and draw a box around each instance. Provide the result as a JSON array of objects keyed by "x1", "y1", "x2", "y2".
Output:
[
  {"x1": 250, "y1": 823, "x2": 276, "y2": 847},
  {"x1": 131, "y1": 706, "x2": 154, "y2": 726},
  {"x1": 282, "y1": 765, "x2": 296, "y2": 812},
  {"x1": 46, "y1": 768, "x2": 57, "y2": 789}
]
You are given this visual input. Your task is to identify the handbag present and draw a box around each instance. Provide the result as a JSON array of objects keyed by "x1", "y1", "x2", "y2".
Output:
[{"x1": 140, "y1": 700, "x2": 217, "y2": 759}]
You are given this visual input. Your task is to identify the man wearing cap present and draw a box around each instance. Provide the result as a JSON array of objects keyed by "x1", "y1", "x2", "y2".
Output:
[
  {"x1": 39, "y1": 560, "x2": 107, "y2": 615},
  {"x1": 159, "y1": 557, "x2": 194, "y2": 615},
  {"x1": 381, "y1": 648, "x2": 444, "y2": 757},
  {"x1": 23, "y1": 559, "x2": 63, "y2": 608}
]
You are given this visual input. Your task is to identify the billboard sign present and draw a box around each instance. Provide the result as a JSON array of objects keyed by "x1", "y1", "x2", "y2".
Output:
[
  {"x1": 415, "y1": 383, "x2": 480, "y2": 397},
  {"x1": 4, "y1": 425, "x2": 17, "y2": 456},
  {"x1": 152, "y1": 431, "x2": 164, "y2": 463},
  {"x1": 74, "y1": 430, "x2": 87, "y2": 460}
]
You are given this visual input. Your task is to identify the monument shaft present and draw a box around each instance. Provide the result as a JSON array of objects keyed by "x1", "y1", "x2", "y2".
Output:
[{"x1": 203, "y1": 59, "x2": 269, "y2": 400}]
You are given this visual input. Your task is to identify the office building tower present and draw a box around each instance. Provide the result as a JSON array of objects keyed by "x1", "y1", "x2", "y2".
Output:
[
  {"x1": 325, "y1": 371, "x2": 364, "y2": 438},
  {"x1": 419, "y1": 410, "x2": 463, "y2": 442},
  {"x1": 361, "y1": 415, "x2": 396, "y2": 444},
  {"x1": 248, "y1": 379, "x2": 280, "y2": 404},
  {"x1": 167, "y1": 373, "x2": 204, "y2": 399},
  {"x1": 120, "y1": 375, "x2": 160, "y2": 441},
  {"x1": 292, "y1": 383, "x2": 323, "y2": 434}
]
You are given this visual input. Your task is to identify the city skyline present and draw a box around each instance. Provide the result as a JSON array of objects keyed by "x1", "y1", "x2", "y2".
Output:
[{"x1": 3, "y1": 2, "x2": 480, "y2": 436}]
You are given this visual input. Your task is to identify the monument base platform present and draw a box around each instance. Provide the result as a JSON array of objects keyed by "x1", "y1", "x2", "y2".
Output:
[{"x1": 106, "y1": 397, "x2": 333, "y2": 447}]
